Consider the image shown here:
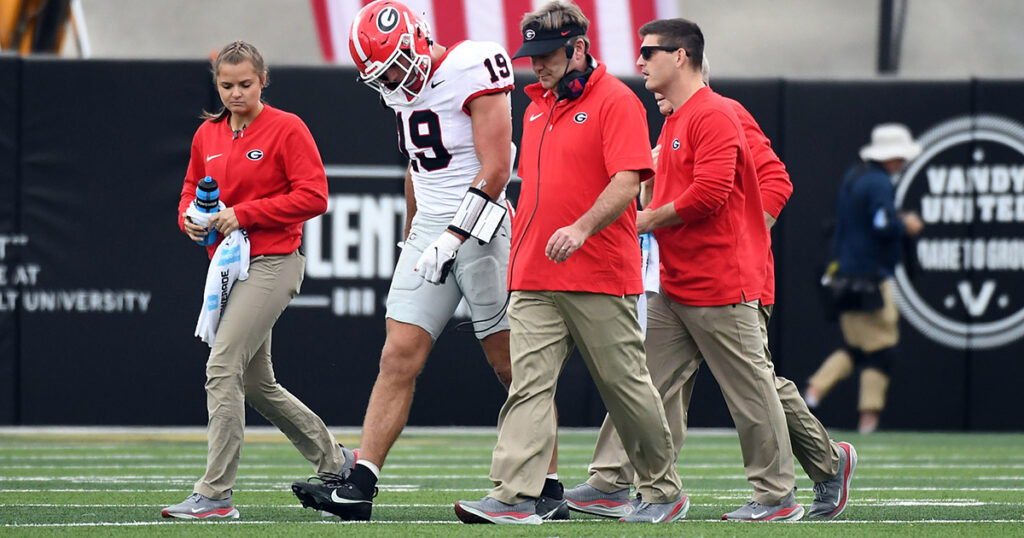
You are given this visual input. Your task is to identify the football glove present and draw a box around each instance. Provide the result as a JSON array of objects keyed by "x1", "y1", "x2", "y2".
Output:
[{"x1": 414, "y1": 231, "x2": 463, "y2": 284}]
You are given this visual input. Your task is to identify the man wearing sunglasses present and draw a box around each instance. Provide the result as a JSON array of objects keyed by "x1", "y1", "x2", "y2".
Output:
[
  {"x1": 628, "y1": 18, "x2": 803, "y2": 521},
  {"x1": 567, "y1": 56, "x2": 857, "y2": 521}
]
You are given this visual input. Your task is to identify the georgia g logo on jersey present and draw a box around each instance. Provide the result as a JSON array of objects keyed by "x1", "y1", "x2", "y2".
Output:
[
  {"x1": 247, "y1": 149, "x2": 264, "y2": 161},
  {"x1": 672, "y1": 139, "x2": 681, "y2": 150},
  {"x1": 377, "y1": 7, "x2": 400, "y2": 33}
]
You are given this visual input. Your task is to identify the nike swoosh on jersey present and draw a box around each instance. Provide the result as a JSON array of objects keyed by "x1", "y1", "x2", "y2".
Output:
[
  {"x1": 206, "y1": 154, "x2": 222, "y2": 162},
  {"x1": 529, "y1": 113, "x2": 545, "y2": 121},
  {"x1": 431, "y1": 80, "x2": 445, "y2": 88}
]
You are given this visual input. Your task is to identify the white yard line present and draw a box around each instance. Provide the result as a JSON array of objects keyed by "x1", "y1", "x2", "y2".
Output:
[
  {"x1": 4, "y1": 519, "x2": 1023, "y2": 528},
  {"x1": 7, "y1": 461, "x2": 1024, "y2": 469},
  {"x1": 5, "y1": 486, "x2": 1024, "y2": 493}
]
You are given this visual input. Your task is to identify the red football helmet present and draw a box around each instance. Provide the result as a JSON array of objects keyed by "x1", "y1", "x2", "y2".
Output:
[{"x1": 349, "y1": 0, "x2": 434, "y2": 102}]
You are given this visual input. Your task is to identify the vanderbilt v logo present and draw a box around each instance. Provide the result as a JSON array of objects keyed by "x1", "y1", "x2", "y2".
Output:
[{"x1": 957, "y1": 280, "x2": 996, "y2": 317}]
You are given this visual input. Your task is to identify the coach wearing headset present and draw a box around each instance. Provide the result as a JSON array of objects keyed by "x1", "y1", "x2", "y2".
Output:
[{"x1": 454, "y1": 0, "x2": 687, "y2": 526}]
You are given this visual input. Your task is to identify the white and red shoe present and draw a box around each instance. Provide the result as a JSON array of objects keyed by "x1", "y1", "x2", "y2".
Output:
[{"x1": 807, "y1": 441, "x2": 858, "y2": 518}]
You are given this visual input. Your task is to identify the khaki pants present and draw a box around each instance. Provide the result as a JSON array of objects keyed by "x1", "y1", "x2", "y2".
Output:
[
  {"x1": 588, "y1": 301, "x2": 839, "y2": 493},
  {"x1": 760, "y1": 305, "x2": 839, "y2": 483},
  {"x1": 588, "y1": 294, "x2": 794, "y2": 505},
  {"x1": 839, "y1": 279, "x2": 899, "y2": 352},
  {"x1": 489, "y1": 290, "x2": 681, "y2": 505},
  {"x1": 194, "y1": 252, "x2": 343, "y2": 499},
  {"x1": 810, "y1": 280, "x2": 898, "y2": 411}
]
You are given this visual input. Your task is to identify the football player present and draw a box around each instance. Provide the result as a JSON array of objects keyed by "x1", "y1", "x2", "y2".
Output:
[{"x1": 291, "y1": 0, "x2": 565, "y2": 521}]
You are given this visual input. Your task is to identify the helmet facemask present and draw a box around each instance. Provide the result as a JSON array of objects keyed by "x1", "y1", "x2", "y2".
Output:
[{"x1": 360, "y1": 32, "x2": 431, "y2": 101}]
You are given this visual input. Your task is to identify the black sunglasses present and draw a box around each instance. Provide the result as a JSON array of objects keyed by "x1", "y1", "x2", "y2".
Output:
[{"x1": 639, "y1": 45, "x2": 684, "y2": 60}]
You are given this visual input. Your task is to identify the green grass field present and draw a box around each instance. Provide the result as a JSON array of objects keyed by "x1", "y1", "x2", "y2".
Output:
[{"x1": 1, "y1": 427, "x2": 1022, "y2": 536}]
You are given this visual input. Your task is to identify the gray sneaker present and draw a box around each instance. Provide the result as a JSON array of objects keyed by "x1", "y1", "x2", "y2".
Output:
[
  {"x1": 722, "y1": 490, "x2": 804, "y2": 521},
  {"x1": 564, "y1": 483, "x2": 633, "y2": 518},
  {"x1": 620, "y1": 493, "x2": 689, "y2": 523},
  {"x1": 807, "y1": 441, "x2": 858, "y2": 519},
  {"x1": 337, "y1": 445, "x2": 357, "y2": 479},
  {"x1": 161, "y1": 492, "x2": 238, "y2": 519},
  {"x1": 454, "y1": 496, "x2": 542, "y2": 524}
]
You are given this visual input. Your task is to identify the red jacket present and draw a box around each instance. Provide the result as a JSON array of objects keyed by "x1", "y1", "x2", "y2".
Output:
[
  {"x1": 178, "y1": 105, "x2": 328, "y2": 258},
  {"x1": 651, "y1": 87, "x2": 768, "y2": 306},
  {"x1": 510, "y1": 62, "x2": 652, "y2": 296}
]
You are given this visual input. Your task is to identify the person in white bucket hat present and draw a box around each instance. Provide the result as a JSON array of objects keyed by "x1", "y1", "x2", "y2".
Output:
[
  {"x1": 805, "y1": 123, "x2": 924, "y2": 434},
  {"x1": 859, "y1": 123, "x2": 922, "y2": 163}
]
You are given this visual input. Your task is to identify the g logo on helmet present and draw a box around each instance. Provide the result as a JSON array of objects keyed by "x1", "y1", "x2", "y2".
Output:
[
  {"x1": 525, "y1": 29, "x2": 536, "y2": 41},
  {"x1": 247, "y1": 149, "x2": 264, "y2": 161},
  {"x1": 377, "y1": 6, "x2": 400, "y2": 33}
]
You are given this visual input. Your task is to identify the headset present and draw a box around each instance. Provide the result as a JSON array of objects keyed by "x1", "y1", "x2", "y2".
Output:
[{"x1": 556, "y1": 38, "x2": 594, "y2": 101}]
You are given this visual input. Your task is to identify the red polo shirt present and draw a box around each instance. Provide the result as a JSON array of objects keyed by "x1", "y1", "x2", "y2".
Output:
[
  {"x1": 651, "y1": 86, "x2": 768, "y2": 306},
  {"x1": 510, "y1": 62, "x2": 652, "y2": 295},
  {"x1": 727, "y1": 97, "x2": 792, "y2": 305},
  {"x1": 177, "y1": 105, "x2": 328, "y2": 258}
]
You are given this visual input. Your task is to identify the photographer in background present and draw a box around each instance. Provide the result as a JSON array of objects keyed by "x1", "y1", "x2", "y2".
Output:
[{"x1": 807, "y1": 123, "x2": 925, "y2": 434}]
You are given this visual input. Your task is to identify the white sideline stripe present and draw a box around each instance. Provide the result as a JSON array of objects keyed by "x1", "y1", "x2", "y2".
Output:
[
  {"x1": 4, "y1": 520, "x2": 1023, "y2": 528},
  {"x1": 0, "y1": 521, "x2": 456, "y2": 528},
  {"x1": 9, "y1": 462, "x2": 1024, "y2": 470},
  {"x1": 6, "y1": 486, "x2": 1024, "y2": 493},
  {"x1": 0, "y1": 503, "x2": 450, "y2": 508},
  {"x1": 870, "y1": 501, "x2": 992, "y2": 506},
  {"x1": 0, "y1": 488, "x2": 491, "y2": 493},
  {"x1": 6, "y1": 453, "x2": 1024, "y2": 465},
  {"x1": 5, "y1": 474, "x2": 1024, "y2": 482},
  {"x1": 5, "y1": 501, "x2": 1022, "y2": 508},
  {"x1": 0, "y1": 426, "x2": 739, "y2": 436}
]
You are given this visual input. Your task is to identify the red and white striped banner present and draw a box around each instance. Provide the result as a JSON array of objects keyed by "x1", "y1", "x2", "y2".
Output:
[{"x1": 311, "y1": 0, "x2": 678, "y2": 75}]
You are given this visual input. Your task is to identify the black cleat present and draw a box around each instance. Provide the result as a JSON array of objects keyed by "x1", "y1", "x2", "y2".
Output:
[{"x1": 291, "y1": 473, "x2": 377, "y2": 521}]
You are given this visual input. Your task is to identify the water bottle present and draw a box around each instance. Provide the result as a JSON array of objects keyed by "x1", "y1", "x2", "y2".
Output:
[{"x1": 195, "y1": 176, "x2": 220, "y2": 246}]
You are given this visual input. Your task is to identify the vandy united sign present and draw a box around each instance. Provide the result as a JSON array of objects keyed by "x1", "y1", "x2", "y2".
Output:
[{"x1": 894, "y1": 115, "x2": 1024, "y2": 349}]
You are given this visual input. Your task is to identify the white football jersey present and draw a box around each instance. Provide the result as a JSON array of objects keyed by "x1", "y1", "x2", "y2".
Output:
[{"x1": 384, "y1": 40, "x2": 515, "y2": 218}]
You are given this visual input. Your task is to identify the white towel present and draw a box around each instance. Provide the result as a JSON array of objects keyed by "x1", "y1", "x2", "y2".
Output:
[
  {"x1": 185, "y1": 199, "x2": 225, "y2": 230},
  {"x1": 190, "y1": 204, "x2": 250, "y2": 346},
  {"x1": 637, "y1": 233, "x2": 660, "y2": 335},
  {"x1": 641, "y1": 233, "x2": 661, "y2": 295}
]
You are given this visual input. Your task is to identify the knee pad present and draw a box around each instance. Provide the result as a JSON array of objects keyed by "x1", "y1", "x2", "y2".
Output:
[{"x1": 861, "y1": 346, "x2": 895, "y2": 374}]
